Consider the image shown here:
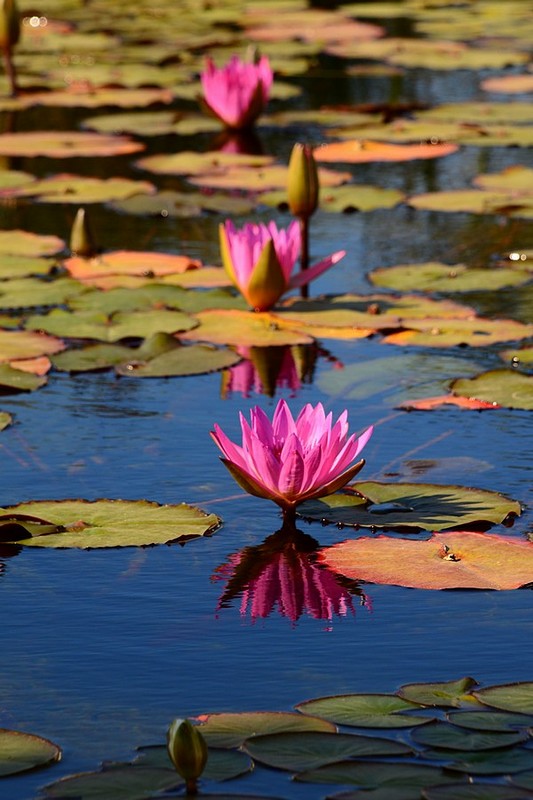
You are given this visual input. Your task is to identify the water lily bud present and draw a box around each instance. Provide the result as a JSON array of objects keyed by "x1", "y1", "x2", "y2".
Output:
[
  {"x1": 287, "y1": 143, "x2": 319, "y2": 219},
  {"x1": 70, "y1": 208, "x2": 96, "y2": 258},
  {"x1": 0, "y1": 0, "x2": 20, "y2": 50},
  {"x1": 167, "y1": 718, "x2": 208, "y2": 792}
]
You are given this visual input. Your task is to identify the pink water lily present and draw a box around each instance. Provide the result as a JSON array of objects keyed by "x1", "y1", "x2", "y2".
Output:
[
  {"x1": 211, "y1": 399, "x2": 373, "y2": 519},
  {"x1": 219, "y1": 219, "x2": 345, "y2": 311},
  {"x1": 200, "y1": 54, "x2": 273, "y2": 129}
]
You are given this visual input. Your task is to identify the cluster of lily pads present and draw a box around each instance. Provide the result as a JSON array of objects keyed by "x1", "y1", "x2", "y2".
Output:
[{"x1": 3, "y1": 677, "x2": 533, "y2": 799}]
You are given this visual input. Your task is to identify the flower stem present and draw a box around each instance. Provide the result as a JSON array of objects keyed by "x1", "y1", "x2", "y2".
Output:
[
  {"x1": 299, "y1": 216, "x2": 309, "y2": 298},
  {"x1": 2, "y1": 46, "x2": 18, "y2": 98},
  {"x1": 185, "y1": 777, "x2": 198, "y2": 795},
  {"x1": 282, "y1": 506, "x2": 297, "y2": 528}
]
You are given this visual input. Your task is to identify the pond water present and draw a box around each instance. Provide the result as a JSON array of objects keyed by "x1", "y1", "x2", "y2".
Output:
[{"x1": 1, "y1": 2, "x2": 532, "y2": 798}]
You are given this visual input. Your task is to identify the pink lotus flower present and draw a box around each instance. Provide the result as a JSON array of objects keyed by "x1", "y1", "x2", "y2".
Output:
[
  {"x1": 200, "y1": 54, "x2": 273, "y2": 130},
  {"x1": 211, "y1": 399, "x2": 373, "y2": 519},
  {"x1": 219, "y1": 219, "x2": 345, "y2": 311}
]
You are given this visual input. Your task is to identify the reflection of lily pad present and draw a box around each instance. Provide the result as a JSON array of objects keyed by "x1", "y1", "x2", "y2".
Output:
[
  {"x1": 300, "y1": 481, "x2": 521, "y2": 531},
  {"x1": 451, "y1": 369, "x2": 533, "y2": 410},
  {"x1": 0, "y1": 728, "x2": 61, "y2": 776},
  {"x1": 320, "y1": 531, "x2": 533, "y2": 590},
  {"x1": 0, "y1": 499, "x2": 221, "y2": 548}
]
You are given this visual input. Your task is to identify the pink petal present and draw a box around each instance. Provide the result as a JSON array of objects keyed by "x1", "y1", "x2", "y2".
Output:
[{"x1": 289, "y1": 250, "x2": 346, "y2": 289}]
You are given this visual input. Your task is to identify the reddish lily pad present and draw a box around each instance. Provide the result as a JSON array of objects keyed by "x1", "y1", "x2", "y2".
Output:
[
  {"x1": 0, "y1": 728, "x2": 61, "y2": 776},
  {"x1": 0, "y1": 132, "x2": 144, "y2": 158},
  {"x1": 482, "y1": 74, "x2": 533, "y2": 94},
  {"x1": 0, "y1": 499, "x2": 221, "y2": 548},
  {"x1": 399, "y1": 395, "x2": 499, "y2": 411},
  {"x1": 63, "y1": 251, "x2": 201, "y2": 281},
  {"x1": 451, "y1": 369, "x2": 533, "y2": 410},
  {"x1": 300, "y1": 481, "x2": 521, "y2": 532},
  {"x1": 314, "y1": 139, "x2": 458, "y2": 163},
  {"x1": 0, "y1": 330, "x2": 65, "y2": 361},
  {"x1": 0, "y1": 230, "x2": 64, "y2": 256},
  {"x1": 319, "y1": 532, "x2": 533, "y2": 590}
]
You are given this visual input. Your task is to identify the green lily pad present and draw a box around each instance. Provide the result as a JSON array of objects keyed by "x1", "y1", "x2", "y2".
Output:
[
  {"x1": 261, "y1": 184, "x2": 404, "y2": 213},
  {"x1": 0, "y1": 411, "x2": 12, "y2": 430},
  {"x1": 0, "y1": 229, "x2": 65, "y2": 256},
  {"x1": 417, "y1": 102, "x2": 533, "y2": 125},
  {"x1": 110, "y1": 189, "x2": 254, "y2": 217},
  {"x1": 0, "y1": 169, "x2": 35, "y2": 192},
  {"x1": 0, "y1": 329, "x2": 65, "y2": 361},
  {"x1": 0, "y1": 364, "x2": 47, "y2": 392},
  {"x1": 195, "y1": 712, "x2": 335, "y2": 749},
  {"x1": 3, "y1": 174, "x2": 156, "y2": 203},
  {"x1": 0, "y1": 254, "x2": 59, "y2": 279},
  {"x1": 500, "y1": 346, "x2": 533, "y2": 369},
  {"x1": 422, "y1": 784, "x2": 533, "y2": 800},
  {"x1": 384, "y1": 317, "x2": 533, "y2": 348},
  {"x1": 295, "y1": 760, "x2": 461, "y2": 788},
  {"x1": 510, "y1": 770, "x2": 533, "y2": 791},
  {"x1": 51, "y1": 343, "x2": 134, "y2": 373},
  {"x1": 299, "y1": 482, "x2": 521, "y2": 532},
  {"x1": 135, "y1": 745, "x2": 252, "y2": 781},
  {"x1": 408, "y1": 189, "x2": 533, "y2": 219},
  {"x1": 0, "y1": 499, "x2": 220, "y2": 548},
  {"x1": 399, "y1": 678, "x2": 479, "y2": 709},
  {"x1": 295, "y1": 694, "x2": 431, "y2": 729},
  {"x1": 69, "y1": 285, "x2": 243, "y2": 316},
  {"x1": 474, "y1": 165, "x2": 533, "y2": 193},
  {"x1": 25, "y1": 308, "x2": 196, "y2": 342},
  {"x1": 447, "y1": 710, "x2": 533, "y2": 732},
  {"x1": 369, "y1": 262, "x2": 531, "y2": 293},
  {"x1": 136, "y1": 151, "x2": 274, "y2": 177},
  {"x1": 419, "y1": 747, "x2": 533, "y2": 774},
  {"x1": 115, "y1": 343, "x2": 240, "y2": 378},
  {"x1": 411, "y1": 722, "x2": 527, "y2": 751},
  {"x1": 451, "y1": 369, "x2": 533, "y2": 410},
  {"x1": 0, "y1": 728, "x2": 61, "y2": 776},
  {"x1": 11, "y1": 87, "x2": 175, "y2": 110},
  {"x1": 243, "y1": 731, "x2": 412, "y2": 772},
  {"x1": 83, "y1": 110, "x2": 209, "y2": 137},
  {"x1": 0, "y1": 131, "x2": 144, "y2": 158},
  {"x1": 0, "y1": 277, "x2": 87, "y2": 309},
  {"x1": 179, "y1": 310, "x2": 314, "y2": 348},
  {"x1": 42, "y1": 767, "x2": 183, "y2": 800},
  {"x1": 473, "y1": 683, "x2": 533, "y2": 715}
]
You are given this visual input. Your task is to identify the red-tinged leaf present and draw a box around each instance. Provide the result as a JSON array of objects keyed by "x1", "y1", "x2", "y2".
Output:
[
  {"x1": 314, "y1": 139, "x2": 458, "y2": 163},
  {"x1": 481, "y1": 74, "x2": 533, "y2": 94},
  {"x1": 319, "y1": 531, "x2": 533, "y2": 590},
  {"x1": 63, "y1": 251, "x2": 201, "y2": 280},
  {"x1": 399, "y1": 394, "x2": 499, "y2": 411},
  {"x1": 8, "y1": 356, "x2": 52, "y2": 376}
]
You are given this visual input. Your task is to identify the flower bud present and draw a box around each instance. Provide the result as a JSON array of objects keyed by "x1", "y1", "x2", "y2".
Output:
[
  {"x1": 0, "y1": 0, "x2": 20, "y2": 50},
  {"x1": 70, "y1": 208, "x2": 96, "y2": 258},
  {"x1": 167, "y1": 718, "x2": 208, "y2": 792},
  {"x1": 287, "y1": 143, "x2": 319, "y2": 219}
]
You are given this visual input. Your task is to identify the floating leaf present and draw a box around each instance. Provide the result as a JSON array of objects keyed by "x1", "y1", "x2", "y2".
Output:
[
  {"x1": 482, "y1": 74, "x2": 533, "y2": 94},
  {"x1": 110, "y1": 189, "x2": 254, "y2": 217},
  {"x1": 136, "y1": 150, "x2": 274, "y2": 177},
  {"x1": 69, "y1": 285, "x2": 242, "y2": 316},
  {"x1": 10, "y1": 87, "x2": 175, "y2": 110},
  {"x1": 115, "y1": 343, "x2": 240, "y2": 378},
  {"x1": 25, "y1": 308, "x2": 196, "y2": 342},
  {"x1": 510, "y1": 770, "x2": 533, "y2": 791},
  {"x1": 187, "y1": 164, "x2": 351, "y2": 193},
  {"x1": 262, "y1": 184, "x2": 404, "y2": 213},
  {"x1": 63, "y1": 251, "x2": 201, "y2": 280},
  {"x1": 423, "y1": 784, "x2": 533, "y2": 800},
  {"x1": 0, "y1": 728, "x2": 61, "y2": 776},
  {"x1": 411, "y1": 722, "x2": 527, "y2": 751},
  {"x1": 0, "y1": 364, "x2": 47, "y2": 392},
  {"x1": 0, "y1": 277, "x2": 86, "y2": 309},
  {"x1": 0, "y1": 229, "x2": 64, "y2": 256},
  {"x1": 473, "y1": 683, "x2": 533, "y2": 715},
  {"x1": 244, "y1": 731, "x2": 412, "y2": 772},
  {"x1": 408, "y1": 189, "x2": 533, "y2": 218},
  {"x1": 295, "y1": 694, "x2": 431, "y2": 729},
  {"x1": 0, "y1": 131, "x2": 144, "y2": 158},
  {"x1": 2, "y1": 174, "x2": 156, "y2": 204},
  {"x1": 0, "y1": 499, "x2": 220, "y2": 548},
  {"x1": 474, "y1": 165, "x2": 533, "y2": 193},
  {"x1": 179, "y1": 310, "x2": 314, "y2": 348},
  {"x1": 319, "y1": 532, "x2": 533, "y2": 590},
  {"x1": 51, "y1": 343, "x2": 134, "y2": 373},
  {"x1": 300, "y1": 482, "x2": 520, "y2": 532},
  {"x1": 447, "y1": 710, "x2": 533, "y2": 732},
  {"x1": 0, "y1": 254, "x2": 58, "y2": 280},
  {"x1": 42, "y1": 767, "x2": 183, "y2": 800},
  {"x1": 399, "y1": 394, "x2": 498, "y2": 411},
  {"x1": 399, "y1": 678, "x2": 478, "y2": 709},
  {"x1": 369, "y1": 262, "x2": 531, "y2": 293},
  {"x1": 195, "y1": 712, "x2": 335, "y2": 749},
  {"x1": 500, "y1": 346, "x2": 533, "y2": 368},
  {"x1": 0, "y1": 330, "x2": 65, "y2": 361},
  {"x1": 0, "y1": 411, "x2": 12, "y2": 430},
  {"x1": 383, "y1": 317, "x2": 533, "y2": 348},
  {"x1": 135, "y1": 745, "x2": 252, "y2": 781},
  {"x1": 451, "y1": 369, "x2": 533, "y2": 410},
  {"x1": 315, "y1": 139, "x2": 458, "y2": 163},
  {"x1": 420, "y1": 747, "x2": 533, "y2": 774},
  {"x1": 296, "y1": 760, "x2": 461, "y2": 788},
  {"x1": 417, "y1": 102, "x2": 533, "y2": 125}
]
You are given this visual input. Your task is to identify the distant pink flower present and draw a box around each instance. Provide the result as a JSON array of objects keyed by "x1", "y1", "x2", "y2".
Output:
[
  {"x1": 211, "y1": 399, "x2": 373, "y2": 517},
  {"x1": 219, "y1": 219, "x2": 345, "y2": 311},
  {"x1": 200, "y1": 54, "x2": 273, "y2": 129}
]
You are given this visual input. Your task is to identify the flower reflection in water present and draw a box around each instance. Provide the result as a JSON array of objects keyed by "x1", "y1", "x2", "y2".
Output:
[
  {"x1": 213, "y1": 525, "x2": 368, "y2": 627},
  {"x1": 0, "y1": 542, "x2": 22, "y2": 577}
]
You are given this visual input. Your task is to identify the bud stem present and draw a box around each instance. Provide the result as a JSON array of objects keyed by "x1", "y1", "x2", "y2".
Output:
[
  {"x1": 299, "y1": 217, "x2": 310, "y2": 298},
  {"x1": 185, "y1": 777, "x2": 199, "y2": 794},
  {"x1": 2, "y1": 45, "x2": 17, "y2": 97}
]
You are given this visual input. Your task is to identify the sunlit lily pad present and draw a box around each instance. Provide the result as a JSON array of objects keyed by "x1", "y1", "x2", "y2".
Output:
[
  {"x1": 0, "y1": 229, "x2": 64, "y2": 256},
  {"x1": 0, "y1": 131, "x2": 144, "y2": 157},
  {"x1": 0, "y1": 169, "x2": 35, "y2": 192},
  {"x1": 399, "y1": 678, "x2": 478, "y2": 709},
  {"x1": 0, "y1": 499, "x2": 221, "y2": 548},
  {"x1": 319, "y1": 531, "x2": 533, "y2": 590},
  {"x1": 261, "y1": 184, "x2": 404, "y2": 213},
  {"x1": 0, "y1": 364, "x2": 47, "y2": 392},
  {"x1": 0, "y1": 728, "x2": 61, "y2": 776},
  {"x1": 0, "y1": 329, "x2": 65, "y2": 361},
  {"x1": 300, "y1": 482, "x2": 520, "y2": 532},
  {"x1": 473, "y1": 683, "x2": 533, "y2": 715},
  {"x1": 51, "y1": 343, "x2": 133, "y2": 373},
  {"x1": 500, "y1": 346, "x2": 533, "y2": 368},
  {"x1": 451, "y1": 369, "x2": 533, "y2": 410},
  {"x1": 315, "y1": 139, "x2": 458, "y2": 163},
  {"x1": 417, "y1": 102, "x2": 533, "y2": 125},
  {"x1": 116, "y1": 343, "x2": 240, "y2": 378},
  {"x1": 369, "y1": 262, "x2": 531, "y2": 293},
  {"x1": 69, "y1": 285, "x2": 243, "y2": 316},
  {"x1": 244, "y1": 731, "x2": 412, "y2": 772},
  {"x1": 0, "y1": 411, "x2": 12, "y2": 430},
  {"x1": 11, "y1": 87, "x2": 175, "y2": 110},
  {"x1": 179, "y1": 310, "x2": 314, "y2": 348},
  {"x1": 25, "y1": 308, "x2": 196, "y2": 342},
  {"x1": 188, "y1": 163, "x2": 351, "y2": 192},
  {"x1": 383, "y1": 317, "x2": 533, "y2": 347},
  {"x1": 136, "y1": 151, "x2": 274, "y2": 177},
  {"x1": 195, "y1": 711, "x2": 335, "y2": 749},
  {"x1": 2, "y1": 174, "x2": 156, "y2": 204},
  {"x1": 64, "y1": 251, "x2": 201, "y2": 280},
  {"x1": 82, "y1": 110, "x2": 217, "y2": 137},
  {"x1": 482, "y1": 74, "x2": 533, "y2": 94},
  {"x1": 110, "y1": 189, "x2": 254, "y2": 217},
  {"x1": 408, "y1": 189, "x2": 533, "y2": 218},
  {"x1": 474, "y1": 165, "x2": 533, "y2": 193},
  {"x1": 0, "y1": 254, "x2": 59, "y2": 279},
  {"x1": 295, "y1": 694, "x2": 431, "y2": 729},
  {"x1": 0, "y1": 277, "x2": 86, "y2": 309}
]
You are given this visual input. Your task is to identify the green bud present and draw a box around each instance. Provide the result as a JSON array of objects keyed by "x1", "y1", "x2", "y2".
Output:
[
  {"x1": 167, "y1": 718, "x2": 208, "y2": 793},
  {"x1": 0, "y1": 0, "x2": 20, "y2": 50},
  {"x1": 70, "y1": 208, "x2": 96, "y2": 258},
  {"x1": 287, "y1": 143, "x2": 319, "y2": 220}
]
